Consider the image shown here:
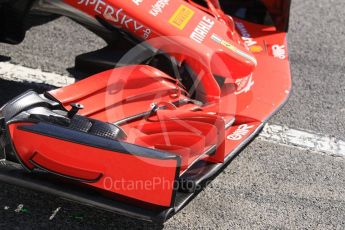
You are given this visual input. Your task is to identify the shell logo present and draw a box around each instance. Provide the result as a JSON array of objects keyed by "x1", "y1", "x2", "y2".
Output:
[{"x1": 249, "y1": 45, "x2": 263, "y2": 53}]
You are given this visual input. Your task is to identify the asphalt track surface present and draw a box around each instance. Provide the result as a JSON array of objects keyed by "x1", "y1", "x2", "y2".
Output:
[{"x1": 0, "y1": 0, "x2": 345, "y2": 229}]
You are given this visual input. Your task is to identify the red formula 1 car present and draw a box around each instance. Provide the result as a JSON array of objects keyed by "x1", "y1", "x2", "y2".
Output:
[{"x1": 0, "y1": 0, "x2": 291, "y2": 222}]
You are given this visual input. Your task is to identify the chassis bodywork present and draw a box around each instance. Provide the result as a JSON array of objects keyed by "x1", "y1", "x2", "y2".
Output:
[{"x1": 0, "y1": 0, "x2": 291, "y2": 223}]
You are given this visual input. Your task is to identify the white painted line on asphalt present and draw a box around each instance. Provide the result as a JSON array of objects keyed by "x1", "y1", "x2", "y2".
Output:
[
  {"x1": 1, "y1": 63, "x2": 344, "y2": 157},
  {"x1": 259, "y1": 124, "x2": 345, "y2": 157},
  {"x1": 0, "y1": 62, "x2": 74, "y2": 87}
]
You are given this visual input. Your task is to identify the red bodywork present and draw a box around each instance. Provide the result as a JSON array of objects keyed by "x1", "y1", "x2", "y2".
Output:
[{"x1": 4, "y1": 0, "x2": 291, "y2": 212}]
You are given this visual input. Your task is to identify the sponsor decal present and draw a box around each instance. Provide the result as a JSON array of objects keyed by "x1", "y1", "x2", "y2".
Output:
[
  {"x1": 211, "y1": 34, "x2": 257, "y2": 66},
  {"x1": 132, "y1": 0, "x2": 143, "y2": 6},
  {"x1": 168, "y1": 5, "x2": 194, "y2": 30},
  {"x1": 248, "y1": 45, "x2": 263, "y2": 53},
  {"x1": 150, "y1": 0, "x2": 169, "y2": 16},
  {"x1": 272, "y1": 44, "x2": 286, "y2": 59},
  {"x1": 227, "y1": 124, "x2": 254, "y2": 141},
  {"x1": 77, "y1": 0, "x2": 152, "y2": 39},
  {"x1": 235, "y1": 22, "x2": 263, "y2": 53},
  {"x1": 190, "y1": 16, "x2": 214, "y2": 44},
  {"x1": 235, "y1": 22, "x2": 252, "y2": 38},
  {"x1": 235, "y1": 74, "x2": 254, "y2": 95}
]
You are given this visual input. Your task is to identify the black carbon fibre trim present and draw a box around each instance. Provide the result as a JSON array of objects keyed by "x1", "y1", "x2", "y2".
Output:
[{"x1": 1, "y1": 90, "x2": 60, "y2": 121}]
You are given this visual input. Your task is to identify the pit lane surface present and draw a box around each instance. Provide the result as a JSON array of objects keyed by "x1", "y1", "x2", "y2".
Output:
[{"x1": 0, "y1": 0, "x2": 345, "y2": 229}]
